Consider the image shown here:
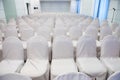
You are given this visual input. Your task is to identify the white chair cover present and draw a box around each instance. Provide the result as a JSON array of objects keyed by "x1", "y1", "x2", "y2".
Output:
[
  {"x1": 51, "y1": 36, "x2": 78, "y2": 80},
  {"x1": 36, "y1": 27, "x2": 51, "y2": 41},
  {"x1": 54, "y1": 72, "x2": 92, "y2": 80},
  {"x1": 110, "y1": 23, "x2": 119, "y2": 32},
  {"x1": 114, "y1": 27, "x2": 120, "y2": 39},
  {"x1": 0, "y1": 30, "x2": 2, "y2": 41},
  {"x1": 100, "y1": 35, "x2": 120, "y2": 76},
  {"x1": 53, "y1": 27, "x2": 67, "y2": 38},
  {"x1": 20, "y1": 36, "x2": 49, "y2": 80},
  {"x1": 0, "y1": 37, "x2": 24, "y2": 75},
  {"x1": 101, "y1": 35, "x2": 120, "y2": 57},
  {"x1": 100, "y1": 26, "x2": 112, "y2": 40},
  {"x1": 19, "y1": 27, "x2": 34, "y2": 41},
  {"x1": 76, "y1": 35, "x2": 107, "y2": 80},
  {"x1": 69, "y1": 27, "x2": 82, "y2": 40},
  {"x1": 77, "y1": 35, "x2": 96, "y2": 57},
  {"x1": 0, "y1": 73, "x2": 32, "y2": 80},
  {"x1": 85, "y1": 26, "x2": 98, "y2": 40},
  {"x1": 53, "y1": 36, "x2": 74, "y2": 59},
  {"x1": 108, "y1": 71, "x2": 120, "y2": 80},
  {"x1": 4, "y1": 27, "x2": 18, "y2": 38}
]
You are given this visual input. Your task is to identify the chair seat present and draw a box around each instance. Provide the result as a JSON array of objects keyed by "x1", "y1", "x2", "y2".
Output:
[
  {"x1": 77, "y1": 58, "x2": 106, "y2": 77},
  {"x1": 51, "y1": 59, "x2": 78, "y2": 79},
  {"x1": 0, "y1": 60, "x2": 24, "y2": 76},
  {"x1": 20, "y1": 59, "x2": 49, "y2": 78},
  {"x1": 101, "y1": 58, "x2": 120, "y2": 74}
]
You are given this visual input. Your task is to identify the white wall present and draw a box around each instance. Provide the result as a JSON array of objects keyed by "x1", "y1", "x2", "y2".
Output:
[
  {"x1": 0, "y1": 0, "x2": 6, "y2": 21},
  {"x1": 108, "y1": 0, "x2": 120, "y2": 24},
  {"x1": 80, "y1": 0, "x2": 95, "y2": 16},
  {"x1": 40, "y1": 0, "x2": 70, "y2": 12}
]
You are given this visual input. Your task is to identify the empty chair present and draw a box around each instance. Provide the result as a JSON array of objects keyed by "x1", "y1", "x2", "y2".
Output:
[
  {"x1": 100, "y1": 35, "x2": 120, "y2": 76},
  {"x1": 85, "y1": 26, "x2": 98, "y2": 40},
  {"x1": 76, "y1": 35, "x2": 107, "y2": 80},
  {"x1": 69, "y1": 27, "x2": 82, "y2": 40},
  {"x1": 100, "y1": 26, "x2": 112, "y2": 40},
  {"x1": 0, "y1": 37, "x2": 24, "y2": 75},
  {"x1": 20, "y1": 36, "x2": 49, "y2": 80},
  {"x1": 0, "y1": 73, "x2": 32, "y2": 80},
  {"x1": 107, "y1": 71, "x2": 120, "y2": 80},
  {"x1": 53, "y1": 27, "x2": 67, "y2": 38},
  {"x1": 54, "y1": 72, "x2": 92, "y2": 80},
  {"x1": 51, "y1": 36, "x2": 78, "y2": 80},
  {"x1": 36, "y1": 27, "x2": 51, "y2": 41},
  {"x1": 19, "y1": 27, "x2": 34, "y2": 41},
  {"x1": 4, "y1": 27, "x2": 18, "y2": 38},
  {"x1": 113, "y1": 27, "x2": 120, "y2": 39},
  {"x1": 110, "y1": 23, "x2": 119, "y2": 32}
]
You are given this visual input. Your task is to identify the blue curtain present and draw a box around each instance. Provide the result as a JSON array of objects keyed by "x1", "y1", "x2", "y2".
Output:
[
  {"x1": 93, "y1": 0, "x2": 101, "y2": 18},
  {"x1": 76, "y1": 0, "x2": 81, "y2": 14},
  {"x1": 70, "y1": 0, "x2": 77, "y2": 13},
  {"x1": 93, "y1": 0, "x2": 110, "y2": 21}
]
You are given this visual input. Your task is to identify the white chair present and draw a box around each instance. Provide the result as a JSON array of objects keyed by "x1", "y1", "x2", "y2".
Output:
[
  {"x1": 4, "y1": 27, "x2": 18, "y2": 38},
  {"x1": 107, "y1": 71, "x2": 120, "y2": 80},
  {"x1": 0, "y1": 73, "x2": 32, "y2": 80},
  {"x1": 20, "y1": 36, "x2": 49, "y2": 80},
  {"x1": 76, "y1": 35, "x2": 107, "y2": 80},
  {"x1": 51, "y1": 36, "x2": 78, "y2": 80},
  {"x1": 69, "y1": 27, "x2": 82, "y2": 40},
  {"x1": 36, "y1": 27, "x2": 51, "y2": 41},
  {"x1": 110, "y1": 23, "x2": 119, "y2": 32},
  {"x1": 19, "y1": 27, "x2": 34, "y2": 41},
  {"x1": 100, "y1": 35, "x2": 120, "y2": 76},
  {"x1": 54, "y1": 72, "x2": 92, "y2": 80},
  {"x1": 53, "y1": 27, "x2": 67, "y2": 38},
  {"x1": 0, "y1": 37, "x2": 24, "y2": 75},
  {"x1": 113, "y1": 27, "x2": 120, "y2": 39},
  {"x1": 85, "y1": 26, "x2": 98, "y2": 40},
  {"x1": 100, "y1": 26, "x2": 112, "y2": 40}
]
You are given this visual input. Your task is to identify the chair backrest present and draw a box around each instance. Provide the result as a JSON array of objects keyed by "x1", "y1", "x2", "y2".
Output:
[
  {"x1": 69, "y1": 27, "x2": 82, "y2": 40},
  {"x1": 85, "y1": 26, "x2": 98, "y2": 40},
  {"x1": 27, "y1": 36, "x2": 49, "y2": 60},
  {"x1": 0, "y1": 73, "x2": 32, "y2": 80},
  {"x1": 77, "y1": 35, "x2": 96, "y2": 57},
  {"x1": 53, "y1": 27, "x2": 67, "y2": 38},
  {"x1": 101, "y1": 35, "x2": 120, "y2": 57},
  {"x1": 19, "y1": 27, "x2": 34, "y2": 41},
  {"x1": 100, "y1": 26, "x2": 112, "y2": 40},
  {"x1": 4, "y1": 27, "x2": 18, "y2": 38},
  {"x1": 114, "y1": 27, "x2": 120, "y2": 39},
  {"x1": 111, "y1": 22, "x2": 119, "y2": 32},
  {"x1": 107, "y1": 71, "x2": 120, "y2": 80},
  {"x1": 52, "y1": 36, "x2": 74, "y2": 59},
  {"x1": 2, "y1": 37, "x2": 24, "y2": 60},
  {"x1": 54, "y1": 72, "x2": 92, "y2": 80}
]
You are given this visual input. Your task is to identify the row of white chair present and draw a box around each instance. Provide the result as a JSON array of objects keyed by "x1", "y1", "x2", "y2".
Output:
[{"x1": 0, "y1": 35, "x2": 120, "y2": 80}]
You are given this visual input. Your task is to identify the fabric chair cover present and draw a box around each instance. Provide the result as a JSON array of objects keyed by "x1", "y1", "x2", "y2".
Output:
[
  {"x1": 108, "y1": 71, "x2": 120, "y2": 80},
  {"x1": 110, "y1": 23, "x2": 119, "y2": 32},
  {"x1": 4, "y1": 27, "x2": 18, "y2": 38},
  {"x1": 85, "y1": 27, "x2": 98, "y2": 40},
  {"x1": 100, "y1": 26, "x2": 112, "y2": 40},
  {"x1": 0, "y1": 37, "x2": 24, "y2": 75},
  {"x1": 114, "y1": 27, "x2": 120, "y2": 39},
  {"x1": 76, "y1": 35, "x2": 107, "y2": 80},
  {"x1": 36, "y1": 27, "x2": 51, "y2": 41},
  {"x1": 51, "y1": 36, "x2": 78, "y2": 80},
  {"x1": 54, "y1": 72, "x2": 92, "y2": 80},
  {"x1": 100, "y1": 35, "x2": 120, "y2": 76},
  {"x1": 19, "y1": 27, "x2": 34, "y2": 41},
  {"x1": 69, "y1": 27, "x2": 82, "y2": 40},
  {"x1": 0, "y1": 73, "x2": 32, "y2": 80},
  {"x1": 101, "y1": 35, "x2": 120, "y2": 57},
  {"x1": 20, "y1": 36, "x2": 49, "y2": 80},
  {"x1": 0, "y1": 30, "x2": 2, "y2": 41},
  {"x1": 53, "y1": 27, "x2": 67, "y2": 38}
]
